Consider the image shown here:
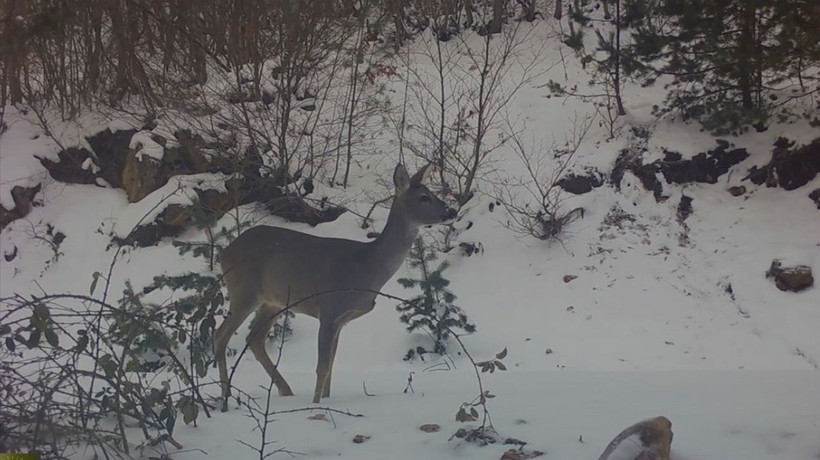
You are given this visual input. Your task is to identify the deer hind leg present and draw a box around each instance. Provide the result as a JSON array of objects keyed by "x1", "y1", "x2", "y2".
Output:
[
  {"x1": 247, "y1": 306, "x2": 294, "y2": 397},
  {"x1": 214, "y1": 297, "x2": 258, "y2": 412}
]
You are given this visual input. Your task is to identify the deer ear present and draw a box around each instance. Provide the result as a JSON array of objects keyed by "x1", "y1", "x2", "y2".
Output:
[
  {"x1": 410, "y1": 163, "x2": 431, "y2": 185},
  {"x1": 394, "y1": 164, "x2": 411, "y2": 194}
]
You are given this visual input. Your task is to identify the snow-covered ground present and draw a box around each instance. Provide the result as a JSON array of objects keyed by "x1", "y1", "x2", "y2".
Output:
[{"x1": 2, "y1": 21, "x2": 819, "y2": 460}]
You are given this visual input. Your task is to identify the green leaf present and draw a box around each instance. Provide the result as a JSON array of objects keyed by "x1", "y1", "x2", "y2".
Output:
[
  {"x1": 126, "y1": 359, "x2": 140, "y2": 372},
  {"x1": 33, "y1": 302, "x2": 49, "y2": 320},
  {"x1": 182, "y1": 401, "x2": 199, "y2": 425},
  {"x1": 75, "y1": 334, "x2": 88, "y2": 352},
  {"x1": 100, "y1": 354, "x2": 118, "y2": 378},
  {"x1": 470, "y1": 407, "x2": 479, "y2": 418},
  {"x1": 456, "y1": 408, "x2": 476, "y2": 422},
  {"x1": 5, "y1": 337, "x2": 15, "y2": 352},
  {"x1": 44, "y1": 328, "x2": 59, "y2": 347},
  {"x1": 90, "y1": 271, "x2": 101, "y2": 295},
  {"x1": 496, "y1": 348, "x2": 507, "y2": 360},
  {"x1": 495, "y1": 361, "x2": 507, "y2": 371},
  {"x1": 163, "y1": 407, "x2": 176, "y2": 434},
  {"x1": 26, "y1": 330, "x2": 41, "y2": 348},
  {"x1": 0, "y1": 323, "x2": 11, "y2": 335},
  {"x1": 195, "y1": 358, "x2": 207, "y2": 378}
]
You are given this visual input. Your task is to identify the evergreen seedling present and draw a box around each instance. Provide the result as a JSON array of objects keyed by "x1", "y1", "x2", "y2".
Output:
[{"x1": 397, "y1": 238, "x2": 475, "y2": 356}]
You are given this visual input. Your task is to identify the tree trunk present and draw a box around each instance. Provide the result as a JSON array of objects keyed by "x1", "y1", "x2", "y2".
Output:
[
  {"x1": 489, "y1": 0, "x2": 504, "y2": 34},
  {"x1": 1, "y1": 0, "x2": 24, "y2": 104},
  {"x1": 614, "y1": 0, "x2": 625, "y2": 115},
  {"x1": 737, "y1": 4, "x2": 756, "y2": 110}
]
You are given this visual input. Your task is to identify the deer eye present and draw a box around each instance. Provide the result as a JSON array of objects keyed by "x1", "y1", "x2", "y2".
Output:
[{"x1": 419, "y1": 195, "x2": 432, "y2": 203}]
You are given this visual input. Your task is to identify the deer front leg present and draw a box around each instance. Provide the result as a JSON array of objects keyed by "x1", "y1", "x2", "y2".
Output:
[
  {"x1": 322, "y1": 324, "x2": 343, "y2": 398},
  {"x1": 314, "y1": 318, "x2": 340, "y2": 403}
]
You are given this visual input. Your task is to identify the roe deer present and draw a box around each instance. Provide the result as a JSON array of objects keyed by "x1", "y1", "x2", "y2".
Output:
[{"x1": 214, "y1": 164, "x2": 456, "y2": 410}]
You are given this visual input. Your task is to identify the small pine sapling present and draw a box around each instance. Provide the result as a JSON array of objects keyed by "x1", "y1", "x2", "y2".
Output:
[{"x1": 397, "y1": 238, "x2": 475, "y2": 357}]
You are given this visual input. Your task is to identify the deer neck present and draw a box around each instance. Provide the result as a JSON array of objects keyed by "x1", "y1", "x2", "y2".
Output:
[{"x1": 364, "y1": 200, "x2": 419, "y2": 285}]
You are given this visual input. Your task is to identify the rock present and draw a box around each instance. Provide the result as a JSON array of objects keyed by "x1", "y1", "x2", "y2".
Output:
[
  {"x1": 0, "y1": 184, "x2": 41, "y2": 230},
  {"x1": 38, "y1": 147, "x2": 97, "y2": 184},
  {"x1": 563, "y1": 275, "x2": 577, "y2": 283},
  {"x1": 87, "y1": 128, "x2": 137, "y2": 188},
  {"x1": 264, "y1": 194, "x2": 346, "y2": 227},
  {"x1": 352, "y1": 434, "x2": 370, "y2": 444},
  {"x1": 122, "y1": 145, "x2": 163, "y2": 203},
  {"x1": 500, "y1": 449, "x2": 544, "y2": 460},
  {"x1": 809, "y1": 188, "x2": 820, "y2": 209},
  {"x1": 197, "y1": 188, "x2": 236, "y2": 214},
  {"x1": 419, "y1": 424, "x2": 440, "y2": 433},
  {"x1": 598, "y1": 416, "x2": 673, "y2": 460},
  {"x1": 3, "y1": 244, "x2": 17, "y2": 262},
  {"x1": 767, "y1": 260, "x2": 814, "y2": 292},
  {"x1": 459, "y1": 242, "x2": 484, "y2": 256},
  {"x1": 11, "y1": 183, "x2": 41, "y2": 216},
  {"x1": 728, "y1": 185, "x2": 746, "y2": 196},
  {"x1": 161, "y1": 205, "x2": 191, "y2": 228},
  {"x1": 0, "y1": 206, "x2": 16, "y2": 229}
]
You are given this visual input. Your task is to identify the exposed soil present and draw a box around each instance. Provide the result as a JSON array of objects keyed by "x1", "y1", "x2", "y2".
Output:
[{"x1": 744, "y1": 137, "x2": 820, "y2": 191}]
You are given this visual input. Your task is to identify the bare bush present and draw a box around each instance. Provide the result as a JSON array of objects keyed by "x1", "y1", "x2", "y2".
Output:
[
  {"x1": 401, "y1": 4, "x2": 551, "y2": 206},
  {"x1": 494, "y1": 114, "x2": 594, "y2": 241}
]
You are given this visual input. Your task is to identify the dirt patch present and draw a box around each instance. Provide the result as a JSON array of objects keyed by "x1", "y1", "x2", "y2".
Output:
[
  {"x1": 611, "y1": 141, "x2": 754, "y2": 201},
  {"x1": 659, "y1": 140, "x2": 749, "y2": 184},
  {"x1": 744, "y1": 137, "x2": 820, "y2": 191},
  {"x1": 611, "y1": 148, "x2": 665, "y2": 201},
  {"x1": 557, "y1": 168, "x2": 604, "y2": 195},
  {"x1": 676, "y1": 195, "x2": 693, "y2": 222}
]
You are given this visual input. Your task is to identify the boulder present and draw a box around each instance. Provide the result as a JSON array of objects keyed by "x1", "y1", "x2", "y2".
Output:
[
  {"x1": 419, "y1": 424, "x2": 440, "y2": 433},
  {"x1": 598, "y1": 416, "x2": 673, "y2": 460},
  {"x1": 0, "y1": 184, "x2": 42, "y2": 230},
  {"x1": 38, "y1": 147, "x2": 97, "y2": 184},
  {"x1": 87, "y1": 128, "x2": 137, "y2": 188},
  {"x1": 500, "y1": 449, "x2": 544, "y2": 460},
  {"x1": 122, "y1": 146, "x2": 163, "y2": 203},
  {"x1": 10, "y1": 183, "x2": 41, "y2": 217},
  {"x1": 767, "y1": 260, "x2": 814, "y2": 292},
  {"x1": 809, "y1": 188, "x2": 820, "y2": 209}
]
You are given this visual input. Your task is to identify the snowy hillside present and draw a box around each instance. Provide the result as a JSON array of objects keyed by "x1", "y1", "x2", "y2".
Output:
[{"x1": 2, "y1": 17, "x2": 819, "y2": 460}]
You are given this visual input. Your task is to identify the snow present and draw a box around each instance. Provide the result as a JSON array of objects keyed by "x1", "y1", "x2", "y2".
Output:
[
  {"x1": 1, "y1": 20, "x2": 819, "y2": 460},
  {"x1": 130, "y1": 130, "x2": 164, "y2": 161}
]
